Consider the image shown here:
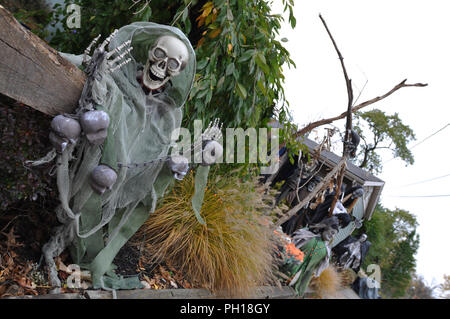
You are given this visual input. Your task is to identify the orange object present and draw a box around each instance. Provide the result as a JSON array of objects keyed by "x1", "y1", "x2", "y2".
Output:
[{"x1": 285, "y1": 242, "x2": 304, "y2": 262}]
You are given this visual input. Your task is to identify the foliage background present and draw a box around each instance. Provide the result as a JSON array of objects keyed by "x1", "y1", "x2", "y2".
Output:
[
  {"x1": 353, "y1": 109, "x2": 416, "y2": 174},
  {"x1": 357, "y1": 204, "x2": 420, "y2": 298}
]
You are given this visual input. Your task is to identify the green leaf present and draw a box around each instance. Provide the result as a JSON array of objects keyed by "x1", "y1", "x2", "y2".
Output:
[
  {"x1": 257, "y1": 80, "x2": 267, "y2": 96},
  {"x1": 182, "y1": 7, "x2": 188, "y2": 22},
  {"x1": 139, "y1": 6, "x2": 152, "y2": 22},
  {"x1": 227, "y1": 8, "x2": 234, "y2": 21},
  {"x1": 236, "y1": 82, "x2": 247, "y2": 99},
  {"x1": 290, "y1": 15, "x2": 296, "y2": 28},
  {"x1": 197, "y1": 88, "x2": 209, "y2": 99},
  {"x1": 226, "y1": 63, "x2": 235, "y2": 76},
  {"x1": 215, "y1": 0, "x2": 227, "y2": 7},
  {"x1": 237, "y1": 49, "x2": 254, "y2": 63},
  {"x1": 197, "y1": 59, "x2": 209, "y2": 70},
  {"x1": 217, "y1": 76, "x2": 225, "y2": 89},
  {"x1": 255, "y1": 53, "x2": 270, "y2": 75},
  {"x1": 206, "y1": 90, "x2": 213, "y2": 104},
  {"x1": 184, "y1": 16, "x2": 191, "y2": 34}
]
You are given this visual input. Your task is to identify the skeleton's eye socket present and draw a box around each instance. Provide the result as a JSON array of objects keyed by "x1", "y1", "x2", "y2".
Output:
[
  {"x1": 168, "y1": 58, "x2": 180, "y2": 70},
  {"x1": 154, "y1": 48, "x2": 166, "y2": 59}
]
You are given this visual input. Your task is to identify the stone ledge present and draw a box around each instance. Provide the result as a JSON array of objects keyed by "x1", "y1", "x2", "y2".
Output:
[{"x1": 3, "y1": 286, "x2": 298, "y2": 299}]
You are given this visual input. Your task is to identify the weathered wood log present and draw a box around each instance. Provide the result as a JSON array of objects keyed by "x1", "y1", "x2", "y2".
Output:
[{"x1": 0, "y1": 5, "x2": 86, "y2": 116}]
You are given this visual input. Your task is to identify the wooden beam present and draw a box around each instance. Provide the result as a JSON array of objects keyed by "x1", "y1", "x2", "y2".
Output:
[{"x1": 0, "y1": 5, "x2": 86, "y2": 115}]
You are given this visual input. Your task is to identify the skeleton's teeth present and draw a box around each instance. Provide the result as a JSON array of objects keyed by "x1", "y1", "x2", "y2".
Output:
[{"x1": 150, "y1": 65, "x2": 165, "y2": 80}]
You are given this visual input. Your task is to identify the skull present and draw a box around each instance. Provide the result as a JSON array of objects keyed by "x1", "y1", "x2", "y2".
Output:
[
  {"x1": 49, "y1": 115, "x2": 82, "y2": 153},
  {"x1": 80, "y1": 110, "x2": 110, "y2": 145},
  {"x1": 168, "y1": 155, "x2": 189, "y2": 180},
  {"x1": 351, "y1": 186, "x2": 364, "y2": 199},
  {"x1": 201, "y1": 140, "x2": 223, "y2": 166},
  {"x1": 142, "y1": 35, "x2": 189, "y2": 90},
  {"x1": 322, "y1": 227, "x2": 337, "y2": 242},
  {"x1": 89, "y1": 164, "x2": 117, "y2": 195}
]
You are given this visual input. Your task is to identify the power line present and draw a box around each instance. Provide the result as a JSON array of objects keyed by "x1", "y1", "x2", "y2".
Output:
[
  {"x1": 410, "y1": 123, "x2": 450, "y2": 150},
  {"x1": 385, "y1": 123, "x2": 450, "y2": 164},
  {"x1": 388, "y1": 194, "x2": 450, "y2": 198},
  {"x1": 396, "y1": 172, "x2": 450, "y2": 188}
]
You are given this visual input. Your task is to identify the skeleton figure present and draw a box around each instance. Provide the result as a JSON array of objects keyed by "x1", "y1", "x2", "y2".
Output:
[
  {"x1": 346, "y1": 129, "x2": 360, "y2": 158},
  {"x1": 282, "y1": 223, "x2": 336, "y2": 297},
  {"x1": 336, "y1": 233, "x2": 369, "y2": 271},
  {"x1": 37, "y1": 23, "x2": 206, "y2": 290}
]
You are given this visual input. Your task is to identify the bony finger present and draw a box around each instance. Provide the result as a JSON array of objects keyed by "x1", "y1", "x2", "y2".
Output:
[
  {"x1": 106, "y1": 40, "x2": 132, "y2": 59},
  {"x1": 83, "y1": 34, "x2": 102, "y2": 64},
  {"x1": 86, "y1": 34, "x2": 101, "y2": 53},
  {"x1": 99, "y1": 29, "x2": 119, "y2": 51},
  {"x1": 109, "y1": 47, "x2": 133, "y2": 66},
  {"x1": 108, "y1": 58, "x2": 132, "y2": 74}
]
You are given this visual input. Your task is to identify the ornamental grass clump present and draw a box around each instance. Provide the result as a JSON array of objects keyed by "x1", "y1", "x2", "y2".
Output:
[
  {"x1": 339, "y1": 268, "x2": 358, "y2": 287},
  {"x1": 134, "y1": 170, "x2": 277, "y2": 297},
  {"x1": 310, "y1": 265, "x2": 342, "y2": 298}
]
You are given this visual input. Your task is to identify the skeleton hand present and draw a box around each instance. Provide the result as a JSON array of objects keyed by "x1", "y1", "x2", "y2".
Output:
[
  {"x1": 83, "y1": 30, "x2": 133, "y2": 75},
  {"x1": 49, "y1": 115, "x2": 81, "y2": 153},
  {"x1": 192, "y1": 119, "x2": 223, "y2": 165},
  {"x1": 168, "y1": 155, "x2": 189, "y2": 180},
  {"x1": 202, "y1": 118, "x2": 223, "y2": 142},
  {"x1": 201, "y1": 140, "x2": 223, "y2": 166}
]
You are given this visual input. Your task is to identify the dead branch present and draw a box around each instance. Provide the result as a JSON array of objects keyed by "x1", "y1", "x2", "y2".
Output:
[
  {"x1": 293, "y1": 79, "x2": 427, "y2": 139},
  {"x1": 319, "y1": 14, "x2": 354, "y2": 116},
  {"x1": 318, "y1": 14, "x2": 354, "y2": 215}
]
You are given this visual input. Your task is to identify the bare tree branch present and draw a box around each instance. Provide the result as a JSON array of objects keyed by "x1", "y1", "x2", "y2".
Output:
[
  {"x1": 292, "y1": 79, "x2": 427, "y2": 139},
  {"x1": 319, "y1": 14, "x2": 354, "y2": 116},
  {"x1": 318, "y1": 13, "x2": 354, "y2": 216}
]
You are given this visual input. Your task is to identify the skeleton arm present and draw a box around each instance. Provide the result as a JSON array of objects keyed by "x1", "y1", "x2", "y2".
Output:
[{"x1": 51, "y1": 32, "x2": 133, "y2": 149}]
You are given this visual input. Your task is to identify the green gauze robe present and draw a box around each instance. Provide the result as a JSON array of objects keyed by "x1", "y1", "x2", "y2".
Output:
[
  {"x1": 282, "y1": 237, "x2": 329, "y2": 297},
  {"x1": 45, "y1": 22, "x2": 196, "y2": 290}
]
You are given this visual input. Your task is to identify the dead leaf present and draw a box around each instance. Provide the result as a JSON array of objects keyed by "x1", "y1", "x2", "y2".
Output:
[
  {"x1": 138, "y1": 258, "x2": 146, "y2": 271},
  {"x1": 159, "y1": 265, "x2": 172, "y2": 281},
  {"x1": 17, "y1": 277, "x2": 36, "y2": 290},
  {"x1": 182, "y1": 280, "x2": 192, "y2": 289},
  {"x1": 3, "y1": 284, "x2": 23, "y2": 297}
]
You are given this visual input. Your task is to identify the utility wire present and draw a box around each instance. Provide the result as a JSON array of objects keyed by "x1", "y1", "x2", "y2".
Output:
[
  {"x1": 409, "y1": 123, "x2": 450, "y2": 150},
  {"x1": 385, "y1": 123, "x2": 450, "y2": 164},
  {"x1": 388, "y1": 194, "x2": 450, "y2": 198},
  {"x1": 394, "y1": 172, "x2": 450, "y2": 188}
]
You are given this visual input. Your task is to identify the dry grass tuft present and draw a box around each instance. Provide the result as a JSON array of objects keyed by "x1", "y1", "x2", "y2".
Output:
[
  {"x1": 339, "y1": 268, "x2": 358, "y2": 287},
  {"x1": 310, "y1": 265, "x2": 342, "y2": 298},
  {"x1": 134, "y1": 170, "x2": 277, "y2": 297}
]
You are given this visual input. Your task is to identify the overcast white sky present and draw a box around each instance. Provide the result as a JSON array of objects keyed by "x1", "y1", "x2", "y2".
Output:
[{"x1": 272, "y1": 0, "x2": 450, "y2": 288}]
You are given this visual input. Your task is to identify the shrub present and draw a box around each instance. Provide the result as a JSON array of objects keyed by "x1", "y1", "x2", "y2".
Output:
[{"x1": 133, "y1": 169, "x2": 277, "y2": 297}]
